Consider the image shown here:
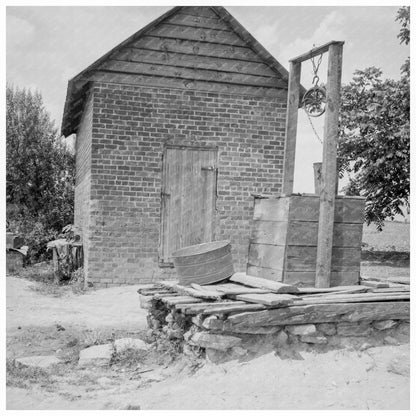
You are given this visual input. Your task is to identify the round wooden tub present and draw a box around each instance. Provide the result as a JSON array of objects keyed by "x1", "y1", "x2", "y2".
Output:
[{"x1": 171, "y1": 240, "x2": 234, "y2": 286}]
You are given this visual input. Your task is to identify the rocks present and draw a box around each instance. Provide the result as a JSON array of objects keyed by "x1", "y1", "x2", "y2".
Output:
[
  {"x1": 317, "y1": 323, "x2": 337, "y2": 336},
  {"x1": 16, "y1": 355, "x2": 61, "y2": 369},
  {"x1": 114, "y1": 338, "x2": 149, "y2": 353},
  {"x1": 275, "y1": 330, "x2": 288, "y2": 346},
  {"x1": 337, "y1": 322, "x2": 372, "y2": 337},
  {"x1": 373, "y1": 320, "x2": 398, "y2": 331},
  {"x1": 384, "y1": 336, "x2": 399, "y2": 345},
  {"x1": 202, "y1": 316, "x2": 224, "y2": 331},
  {"x1": 78, "y1": 344, "x2": 113, "y2": 367},
  {"x1": 387, "y1": 357, "x2": 409, "y2": 377},
  {"x1": 229, "y1": 325, "x2": 281, "y2": 334},
  {"x1": 286, "y1": 324, "x2": 316, "y2": 336},
  {"x1": 300, "y1": 335, "x2": 328, "y2": 344},
  {"x1": 190, "y1": 332, "x2": 241, "y2": 351}
]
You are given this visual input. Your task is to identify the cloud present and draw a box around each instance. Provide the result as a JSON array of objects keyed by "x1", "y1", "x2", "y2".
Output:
[
  {"x1": 279, "y1": 11, "x2": 347, "y2": 65},
  {"x1": 6, "y1": 14, "x2": 35, "y2": 48}
]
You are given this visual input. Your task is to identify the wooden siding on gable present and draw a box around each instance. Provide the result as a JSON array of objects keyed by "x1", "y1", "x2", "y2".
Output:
[{"x1": 96, "y1": 6, "x2": 286, "y2": 97}]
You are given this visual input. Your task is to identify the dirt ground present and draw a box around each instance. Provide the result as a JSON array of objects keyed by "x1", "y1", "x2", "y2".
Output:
[{"x1": 6, "y1": 265, "x2": 410, "y2": 410}]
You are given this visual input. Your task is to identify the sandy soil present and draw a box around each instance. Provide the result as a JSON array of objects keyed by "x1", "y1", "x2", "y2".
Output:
[{"x1": 6, "y1": 274, "x2": 410, "y2": 410}]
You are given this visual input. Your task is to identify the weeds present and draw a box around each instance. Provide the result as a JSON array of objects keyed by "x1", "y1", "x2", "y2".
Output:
[{"x1": 6, "y1": 359, "x2": 51, "y2": 389}]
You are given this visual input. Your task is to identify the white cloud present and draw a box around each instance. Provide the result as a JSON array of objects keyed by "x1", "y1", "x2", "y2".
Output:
[{"x1": 279, "y1": 11, "x2": 347, "y2": 66}]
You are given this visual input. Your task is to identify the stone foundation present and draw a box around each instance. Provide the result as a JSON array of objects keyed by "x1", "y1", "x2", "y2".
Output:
[{"x1": 145, "y1": 296, "x2": 410, "y2": 364}]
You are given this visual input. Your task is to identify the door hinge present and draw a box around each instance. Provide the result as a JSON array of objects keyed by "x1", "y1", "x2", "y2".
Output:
[{"x1": 201, "y1": 166, "x2": 217, "y2": 171}]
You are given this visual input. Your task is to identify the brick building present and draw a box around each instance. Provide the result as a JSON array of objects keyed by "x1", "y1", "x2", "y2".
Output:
[{"x1": 61, "y1": 6, "x2": 291, "y2": 288}]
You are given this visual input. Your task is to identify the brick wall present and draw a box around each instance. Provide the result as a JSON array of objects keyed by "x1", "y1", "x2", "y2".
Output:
[
  {"x1": 81, "y1": 81, "x2": 286, "y2": 287},
  {"x1": 74, "y1": 92, "x2": 93, "y2": 283}
]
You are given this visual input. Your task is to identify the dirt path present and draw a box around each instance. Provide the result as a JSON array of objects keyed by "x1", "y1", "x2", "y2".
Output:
[
  {"x1": 6, "y1": 276, "x2": 148, "y2": 330},
  {"x1": 6, "y1": 275, "x2": 410, "y2": 410}
]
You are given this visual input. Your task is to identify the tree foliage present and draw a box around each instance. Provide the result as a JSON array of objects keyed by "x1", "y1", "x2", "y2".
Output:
[
  {"x1": 6, "y1": 85, "x2": 75, "y2": 261},
  {"x1": 338, "y1": 67, "x2": 410, "y2": 229},
  {"x1": 337, "y1": 7, "x2": 410, "y2": 230}
]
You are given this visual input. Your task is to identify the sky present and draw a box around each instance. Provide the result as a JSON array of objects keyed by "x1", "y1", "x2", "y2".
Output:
[{"x1": 6, "y1": 5, "x2": 409, "y2": 193}]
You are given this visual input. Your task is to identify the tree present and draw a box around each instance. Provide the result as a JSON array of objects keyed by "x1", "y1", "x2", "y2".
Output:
[
  {"x1": 6, "y1": 85, "x2": 75, "y2": 261},
  {"x1": 337, "y1": 8, "x2": 410, "y2": 230}
]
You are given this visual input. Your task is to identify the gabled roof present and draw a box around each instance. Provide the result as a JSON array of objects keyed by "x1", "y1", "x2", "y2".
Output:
[{"x1": 61, "y1": 6, "x2": 297, "y2": 136}]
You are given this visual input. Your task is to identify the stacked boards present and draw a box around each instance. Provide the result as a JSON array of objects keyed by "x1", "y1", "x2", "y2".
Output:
[
  {"x1": 138, "y1": 273, "x2": 410, "y2": 321},
  {"x1": 248, "y1": 194, "x2": 365, "y2": 286}
]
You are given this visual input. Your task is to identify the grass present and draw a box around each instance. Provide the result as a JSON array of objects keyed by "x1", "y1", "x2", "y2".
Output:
[
  {"x1": 15, "y1": 262, "x2": 86, "y2": 297},
  {"x1": 6, "y1": 358, "x2": 51, "y2": 389}
]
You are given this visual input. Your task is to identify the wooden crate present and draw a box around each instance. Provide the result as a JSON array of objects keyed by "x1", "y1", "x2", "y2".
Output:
[{"x1": 247, "y1": 194, "x2": 365, "y2": 287}]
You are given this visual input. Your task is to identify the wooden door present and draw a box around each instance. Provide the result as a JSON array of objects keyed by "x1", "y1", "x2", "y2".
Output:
[{"x1": 160, "y1": 146, "x2": 218, "y2": 265}]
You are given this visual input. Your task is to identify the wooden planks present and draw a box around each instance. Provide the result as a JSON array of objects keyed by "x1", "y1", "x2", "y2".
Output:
[
  {"x1": 225, "y1": 301, "x2": 410, "y2": 327},
  {"x1": 248, "y1": 195, "x2": 364, "y2": 287},
  {"x1": 132, "y1": 36, "x2": 264, "y2": 62},
  {"x1": 253, "y1": 196, "x2": 365, "y2": 223},
  {"x1": 198, "y1": 283, "x2": 271, "y2": 295},
  {"x1": 282, "y1": 61, "x2": 301, "y2": 195},
  {"x1": 251, "y1": 221, "x2": 363, "y2": 247},
  {"x1": 98, "y1": 59, "x2": 285, "y2": 88},
  {"x1": 147, "y1": 23, "x2": 247, "y2": 46},
  {"x1": 167, "y1": 12, "x2": 232, "y2": 31},
  {"x1": 87, "y1": 71, "x2": 286, "y2": 99},
  {"x1": 290, "y1": 40, "x2": 345, "y2": 64},
  {"x1": 235, "y1": 293, "x2": 296, "y2": 307},
  {"x1": 292, "y1": 292, "x2": 410, "y2": 306},
  {"x1": 315, "y1": 42, "x2": 344, "y2": 288},
  {"x1": 230, "y1": 272, "x2": 299, "y2": 293},
  {"x1": 114, "y1": 48, "x2": 277, "y2": 77}
]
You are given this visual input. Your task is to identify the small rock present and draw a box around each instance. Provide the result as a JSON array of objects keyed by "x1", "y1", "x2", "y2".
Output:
[
  {"x1": 205, "y1": 348, "x2": 228, "y2": 364},
  {"x1": 114, "y1": 338, "x2": 149, "y2": 353},
  {"x1": 190, "y1": 332, "x2": 241, "y2": 351},
  {"x1": 384, "y1": 336, "x2": 399, "y2": 346},
  {"x1": 191, "y1": 315, "x2": 204, "y2": 327},
  {"x1": 275, "y1": 330, "x2": 288, "y2": 346},
  {"x1": 337, "y1": 322, "x2": 372, "y2": 337},
  {"x1": 230, "y1": 325, "x2": 281, "y2": 334},
  {"x1": 317, "y1": 323, "x2": 337, "y2": 336},
  {"x1": 78, "y1": 344, "x2": 113, "y2": 368},
  {"x1": 165, "y1": 313, "x2": 174, "y2": 323},
  {"x1": 230, "y1": 346, "x2": 247, "y2": 357},
  {"x1": 359, "y1": 342, "x2": 373, "y2": 351},
  {"x1": 16, "y1": 355, "x2": 61, "y2": 369},
  {"x1": 124, "y1": 404, "x2": 141, "y2": 410},
  {"x1": 300, "y1": 335, "x2": 328, "y2": 344},
  {"x1": 373, "y1": 320, "x2": 398, "y2": 331},
  {"x1": 202, "y1": 316, "x2": 224, "y2": 331},
  {"x1": 56, "y1": 324, "x2": 65, "y2": 331},
  {"x1": 286, "y1": 324, "x2": 316, "y2": 336},
  {"x1": 387, "y1": 358, "x2": 409, "y2": 377},
  {"x1": 167, "y1": 328, "x2": 183, "y2": 340}
]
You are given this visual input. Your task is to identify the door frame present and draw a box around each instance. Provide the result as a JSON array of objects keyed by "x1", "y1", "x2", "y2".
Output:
[{"x1": 158, "y1": 144, "x2": 219, "y2": 267}]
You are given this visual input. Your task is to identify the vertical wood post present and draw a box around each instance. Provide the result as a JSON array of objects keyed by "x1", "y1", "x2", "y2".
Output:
[
  {"x1": 315, "y1": 43, "x2": 343, "y2": 288},
  {"x1": 282, "y1": 61, "x2": 301, "y2": 195}
]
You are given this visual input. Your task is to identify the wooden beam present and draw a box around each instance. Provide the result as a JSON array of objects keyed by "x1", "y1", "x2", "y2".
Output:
[
  {"x1": 225, "y1": 301, "x2": 410, "y2": 328},
  {"x1": 282, "y1": 61, "x2": 301, "y2": 194},
  {"x1": 315, "y1": 42, "x2": 343, "y2": 288},
  {"x1": 290, "y1": 40, "x2": 345, "y2": 64}
]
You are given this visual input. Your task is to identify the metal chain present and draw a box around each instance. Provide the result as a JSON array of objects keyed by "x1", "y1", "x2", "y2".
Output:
[{"x1": 304, "y1": 108, "x2": 323, "y2": 144}]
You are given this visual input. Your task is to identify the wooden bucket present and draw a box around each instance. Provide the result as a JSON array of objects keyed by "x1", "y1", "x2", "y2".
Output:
[{"x1": 171, "y1": 240, "x2": 234, "y2": 286}]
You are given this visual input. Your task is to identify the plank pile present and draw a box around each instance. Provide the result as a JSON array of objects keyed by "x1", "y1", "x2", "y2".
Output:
[{"x1": 139, "y1": 273, "x2": 410, "y2": 361}]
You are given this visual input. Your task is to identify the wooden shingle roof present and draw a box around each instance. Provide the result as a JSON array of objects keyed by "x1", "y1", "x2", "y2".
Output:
[{"x1": 61, "y1": 6, "x2": 294, "y2": 136}]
